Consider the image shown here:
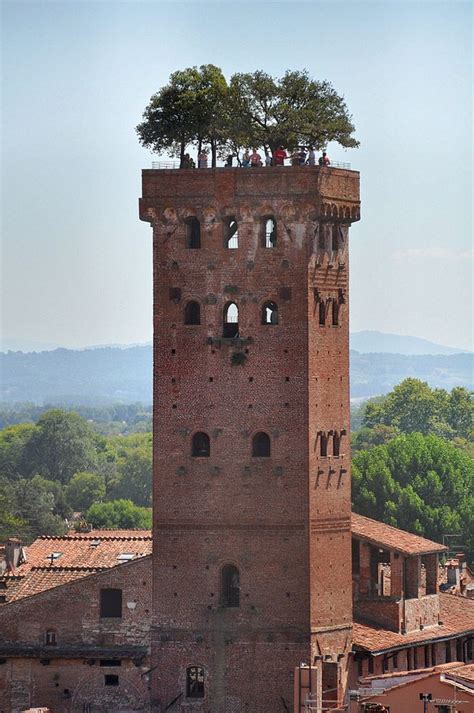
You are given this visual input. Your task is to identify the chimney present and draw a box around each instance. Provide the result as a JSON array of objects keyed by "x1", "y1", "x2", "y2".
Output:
[{"x1": 5, "y1": 538, "x2": 24, "y2": 574}]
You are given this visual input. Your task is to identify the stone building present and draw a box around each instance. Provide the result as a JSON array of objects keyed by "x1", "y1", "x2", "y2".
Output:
[
  {"x1": 139, "y1": 164, "x2": 360, "y2": 711},
  {"x1": 0, "y1": 530, "x2": 152, "y2": 713}
]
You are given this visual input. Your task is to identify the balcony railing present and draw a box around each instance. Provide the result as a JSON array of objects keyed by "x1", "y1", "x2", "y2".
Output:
[{"x1": 151, "y1": 159, "x2": 352, "y2": 170}]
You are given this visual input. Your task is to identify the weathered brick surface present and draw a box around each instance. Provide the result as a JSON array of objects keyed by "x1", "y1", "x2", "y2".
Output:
[
  {"x1": 141, "y1": 166, "x2": 360, "y2": 711},
  {"x1": 0, "y1": 557, "x2": 151, "y2": 712}
]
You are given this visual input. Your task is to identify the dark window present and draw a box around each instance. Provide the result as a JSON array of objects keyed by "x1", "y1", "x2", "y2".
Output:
[
  {"x1": 45, "y1": 629, "x2": 57, "y2": 646},
  {"x1": 261, "y1": 301, "x2": 279, "y2": 325},
  {"x1": 225, "y1": 218, "x2": 239, "y2": 249},
  {"x1": 320, "y1": 432, "x2": 328, "y2": 457},
  {"x1": 319, "y1": 300, "x2": 326, "y2": 326},
  {"x1": 456, "y1": 638, "x2": 463, "y2": 662},
  {"x1": 100, "y1": 660, "x2": 122, "y2": 667},
  {"x1": 252, "y1": 432, "x2": 271, "y2": 458},
  {"x1": 333, "y1": 432, "x2": 341, "y2": 457},
  {"x1": 264, "y1": 218, "x2": 277, "y2": 248},
  {"x1": 332, "y1": 225, "x2": 340, "y2": 251},
  {"x1": 184, "y1": 301, "x2": 201, "y2": 325},
  {"x1": 318, "y1": 225, "x2": 326, "y2": 251},
  {"x1": 186, "y1": 666, "x2": 205, "y2": 698},
  {"x1": 332, "y1": 299, "x2": 340, "y2": 326},
  {"x1": 431, "y1": 643, "x2": 437, "y2": 665},
  {"x1": 467, "y1": 638, "x2": 473, "y2": 660},
  {"x1": 382, "y1": 657, "x2": 388, "y2": 672},
  {"x1": 413, "y1": 647, "x2": 418, "y2": 669},
  {"x1": 223, "y1": 302, "x2": 239, "y2": 338},
  {"x1": 393, "y1": 653, "x2": 398, "y2": 669},
  {"x1": 424, "y1": 645, "x2": 430, "y2": 668},
  {"x1": 100, "y1": 588, "x2": 122, "y2": 618},
  {"x1": 368, "y1": 656, "x2": 374, "y2": 674},
  {"x1": 445, "y1": 641, "x2": 451, "y2": 663},
  {"x1": 186, "y1": 217, "x2": 201, "y2": 249},
  {"x1": 192, "y1": 432, "x2": 210, "y2": 458},
  {"x1": 104, "y1": 674, "x2": 119, "y2": 686},
  {"x1": 221, "y1": 565, "x2": 240, "y2": 607}
]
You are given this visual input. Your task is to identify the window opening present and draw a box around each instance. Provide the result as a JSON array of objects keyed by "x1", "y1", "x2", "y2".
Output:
[
  {"x1": 46, "y1": 552, "x2": 62, "y2": 562},
  {"x1": 225, "y1": 218, "x2": 239, "y2": 249},
  {"x1": 319, "y1": 300, "x2": 326, "y2": 326},
  {"x1": 117, "y1": 553, "x2": 135, "y2": 562},
  {"x1": 221, "y1": 565, "x2": 240, "y2": 607},
  {"x1": 262, "y1": 301, "x2": 279, "y2": 325},
  {"x1": 45, "y1": 629, "x2": 57, "y2": 646},
  {"x1": 333, "y1": 432, "x2": 340, "y2": 456},
  {"x1": 252, "y1": 432, "x2": 271, "y2": 458},
  {"x1": 318, "y1": 225, "x2": 326, "y2": 251},
  {"x1": 223, "y1": 302, "x2": 239, "y2": 338},
  {"x1": 184, "y1": 301, "x2": 201, "y2": 325},
  {"x1": 100, "y1": 588, "x2": 122, "y2": 618},
  {"x1": 264, "y1": 218, "x2": 277, "y2": 248},
  {"x1": 192, "y1": 432, "x2": 210, "y2": 457},
  {"x1": 186, "y1": 217, "x2": 201, "y2": 249},
  {"x1": 332, "y1": 224, "x2": 340, "y2": 251},
  {"x1": 332, "y1": 299, "x2": 340, "y2": 326},
  {"x1": 445, "y1": 641, "x2": 451, "y2": 663},
  {"x1": 100, "y1": 660, "x2": 122, "y2": 667},
  {"x1": 104, "y1": 674, "x2": 119, "y2": 686},
  {"x1": 320, "y1": 432, "x2": 328, "y2": 457},
  {"x1": 186, "y1": 666, "x2": 205, "y2": 698}
]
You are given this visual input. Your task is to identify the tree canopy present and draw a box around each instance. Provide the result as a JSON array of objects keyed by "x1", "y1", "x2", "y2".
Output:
[{"x1": 137, "y1": 66, "x2": 359, "y2": 166}]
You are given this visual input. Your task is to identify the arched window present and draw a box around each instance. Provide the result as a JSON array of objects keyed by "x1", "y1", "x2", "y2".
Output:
[
  {"x1": 333, "y1": 432, "x2": 341, "y2": 457},
  {"x1": 252, "y1": 432, "x2": 271, "y2": 457},
  {"x1": 320, "y1": 432, "x2": 328, "y2": 457},
  {"x1": 223, "y1": 302, "x2": 239, "y2": 338},
  {"x1": 186, "y1": 666, "x2": 205, "y2": 698},
  {"x1": 184, "y1": 301, "x2": 201, "y2": 325},
  {"x1": 262, "y1": 301, "x2": 279, "y2": 325},
  {"x1": 332, "y1": 224, "x2": 340, "y2": 251},
  {"x1": 225, "y1": 218, "x2": 239, "y2": 249},
  {"x1": 192, "y1": 432, "x2": 210, "y2": 457},
  {"x1": 221, "y1": 564, "x2": 240, "y2": 607},
  {"x1": 264, "y1": 217, "x2": 277, "y2": 248},
  {"x1": 185, "y1": 217, "x2": 201, "y2": 249},
  {"x1": 45, "y1": 629, "x2": 57, "y2": 646}
]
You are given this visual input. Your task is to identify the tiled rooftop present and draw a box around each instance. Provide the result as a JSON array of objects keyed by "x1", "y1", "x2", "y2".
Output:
[
  {"x1": 1, "y1": 529, "x2": 152, "y2": 603},
  {"x1": 354, "y1": 593, "x2": 474, "y2": 654},
  {"x1": 446, "y1": 662, "x2": 474, "y2": 685},
  {"x1": 352, "y1": 513, "x2": 447, "y2": 556}
]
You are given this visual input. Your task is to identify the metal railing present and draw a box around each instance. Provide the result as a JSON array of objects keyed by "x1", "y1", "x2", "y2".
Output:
[{"x1": 151, "y1": 159, "x2": 351, "y2": 170}]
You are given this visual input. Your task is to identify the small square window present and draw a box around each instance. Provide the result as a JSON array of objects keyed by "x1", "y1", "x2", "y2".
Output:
[
  {"x1": 104, "y1": 674, "x2": 119, "y2": 686},
  {"x1": 100, "y1": 588, "x2": 122, "y2": 618},
  {"x1": 117, "y1": 553, "x2": 135, "y2": 562}
]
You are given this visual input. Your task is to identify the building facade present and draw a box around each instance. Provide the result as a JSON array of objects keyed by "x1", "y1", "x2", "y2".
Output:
[{"x1": 140, "y1": 165, "x2": 360, "y2": 711}]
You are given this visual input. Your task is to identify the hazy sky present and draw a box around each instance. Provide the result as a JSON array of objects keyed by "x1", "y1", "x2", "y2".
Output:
[{"x1": 1, "y1": 0, "x2": 472, "y2": 351}]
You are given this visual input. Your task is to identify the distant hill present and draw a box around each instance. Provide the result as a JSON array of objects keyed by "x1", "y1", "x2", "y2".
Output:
[
  {"x1": 0, "y1": 345, "x2": 472, "y2": 405},
  {"x1": 350, "y1": 331, "x2": 468, "y2": 355}
]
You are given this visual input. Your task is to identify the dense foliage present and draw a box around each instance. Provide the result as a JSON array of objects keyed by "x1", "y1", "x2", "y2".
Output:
[
  {"x1": 0, "y1": 409, "x2": 152, "y2": 540},
  {"x1": 136, "y1": 66, "x2": 358, "y2": 166},
  {"x1": 352, "y1": 379, "x2": 473, "y2": 561}
]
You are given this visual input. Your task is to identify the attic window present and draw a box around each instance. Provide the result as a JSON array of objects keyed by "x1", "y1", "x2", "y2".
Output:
[
  {"x1": 47, "y1": 552, "x2": 63, "y2": 561},
  {"x1": 90, "y1": 540, "x2": 101, "y2": 547},
  {"x1": 117, "y1": 553, "x2": 135, "y2": 562}
]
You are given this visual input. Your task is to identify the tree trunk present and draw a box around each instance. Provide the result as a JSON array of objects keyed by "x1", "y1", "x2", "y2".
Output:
[
  {"x1": 211, "y1": 139, "x2": 217, "y2": 168},
  {"x1": 180, "y1": 133, "x2": 185, "y2": 168}
]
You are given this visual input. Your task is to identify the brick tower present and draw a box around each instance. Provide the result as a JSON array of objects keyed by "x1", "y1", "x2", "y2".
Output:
[{"x1": 140, "y1": 165, "x2": 360, "y2": 712}]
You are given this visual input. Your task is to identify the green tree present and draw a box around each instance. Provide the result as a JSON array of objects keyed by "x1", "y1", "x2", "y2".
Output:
[
  {"x1": 229, "y1": 69, "x2": 359, "y2": 154},
  {"x1": 65, "y1": 471, "x2": 106, "y2": 511},
  {"x1": 0, "y1": 477, "x2": 26, "y2": 540},
  {"x1": 109, "y1": 448, "x2": 152, "y2": 507},
  {"x1": 362, "y1": 379, "x2": 472, "y2": 439},
  {"x1": 85, "y1": 499, "x2": 152, "y2": 529},
  {"x1": 352, "y1": 433, "x2": 474, "y2": 561},
  {"x1": 24, "y1": 409, "x2": 97, "y2": 484},
  {"x1": 0, "y1": 423, "x2": 36, "y2": 479},
  {"x1": 10, "y1": 476, "x2": 68, "y2": 540}
]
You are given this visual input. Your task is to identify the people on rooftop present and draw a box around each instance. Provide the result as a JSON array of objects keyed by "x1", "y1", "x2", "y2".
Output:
[
  {"x1": 198, "y1": 149, "x2": 208, "y2": 168},
  {"x1": 319, "y1": 151, "x2": 330, "y2": 166},
  {"x1": 273, "y1": 146, "x2": 287, "y2": 166},
  {"x1": 241, "y1": 150, "x2": 251, "y2": 168},
  {"x1": 249, "y1": 148, "x2": 263, "y2": 167}
]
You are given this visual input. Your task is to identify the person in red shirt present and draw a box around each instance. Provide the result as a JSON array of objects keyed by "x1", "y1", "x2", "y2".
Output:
[
  {"x1": 249, "y1": 148, "x2": 262, "y2": 167},
  {"x1": 273, "y1": 146, "x2": 287, "y2": 166}
]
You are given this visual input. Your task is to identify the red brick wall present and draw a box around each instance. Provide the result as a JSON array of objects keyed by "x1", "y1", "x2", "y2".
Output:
[
  {"x1": 0, "y1": 558, "x2": 151, "y2": 712},
  {"x1": 141, "y1": 166, "x2": 360, "y2": 711}
]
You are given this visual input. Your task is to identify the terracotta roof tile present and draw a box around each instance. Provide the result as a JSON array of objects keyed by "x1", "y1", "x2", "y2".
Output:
[
  {"x1": 352, "y1": 513, "x2": 447, "y2": 556},
  {"x1": 354, "y1": 593, "x2": 474, "y2": 653},
  {"x1": 1, "y1": 529, "x2": 152, "y2": 603},
  {"x1": 447, "y1": 663, "x2": 474, "y2": 684}
]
